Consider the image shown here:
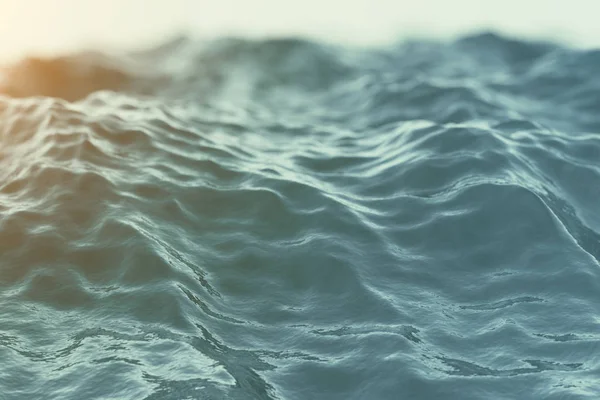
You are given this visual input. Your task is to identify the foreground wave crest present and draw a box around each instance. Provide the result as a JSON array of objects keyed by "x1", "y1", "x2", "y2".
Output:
[{"x1": 1, "y1": 33, "x2": 599, "y2": 399}]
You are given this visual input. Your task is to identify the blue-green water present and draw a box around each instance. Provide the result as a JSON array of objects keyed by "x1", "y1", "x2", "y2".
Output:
[{"x1": 0, "y1": 33, "x2": 599, "y2": 399}]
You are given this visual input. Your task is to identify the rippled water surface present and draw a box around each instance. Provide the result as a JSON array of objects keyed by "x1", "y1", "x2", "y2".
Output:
[{"x1": 1, "y1": 33, "x2": 600, "y2": 399}]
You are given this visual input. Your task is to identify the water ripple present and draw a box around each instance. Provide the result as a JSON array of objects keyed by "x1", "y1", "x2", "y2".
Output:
[{"x1": 1, "y1": 32, "x2": 600, "y2": 399}]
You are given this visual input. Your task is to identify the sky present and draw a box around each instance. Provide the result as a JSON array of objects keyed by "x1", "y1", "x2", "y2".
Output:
[{"x1": 0, "y1": 0, "x2": 599, "y2": 60}]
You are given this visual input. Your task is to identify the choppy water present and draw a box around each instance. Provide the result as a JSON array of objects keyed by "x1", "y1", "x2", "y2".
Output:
[{"x1": 0, "y1": 32, "x2": 599, "y2": 399}]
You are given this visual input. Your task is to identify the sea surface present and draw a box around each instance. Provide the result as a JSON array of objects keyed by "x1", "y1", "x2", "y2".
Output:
[{"x1": 0, "y1": 32, "x2": 599, "y2": 399}]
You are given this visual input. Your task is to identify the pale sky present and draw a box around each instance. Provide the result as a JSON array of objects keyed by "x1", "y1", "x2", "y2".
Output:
[{"x1": 0, "y1": 0, "x2": 598, "y2": 60}]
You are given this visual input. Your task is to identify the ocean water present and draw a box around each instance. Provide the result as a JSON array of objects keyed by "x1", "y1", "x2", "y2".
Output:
[{"x1": 0, "y1": 32, "x2": 599, "y2": 399}]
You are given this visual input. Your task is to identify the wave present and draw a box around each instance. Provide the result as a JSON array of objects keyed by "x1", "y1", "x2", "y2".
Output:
[{"x1": 0, "y1": 32, "x2": 599, "y2": 399}]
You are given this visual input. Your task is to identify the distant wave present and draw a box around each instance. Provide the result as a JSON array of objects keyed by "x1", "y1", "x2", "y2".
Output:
[{"x1": 0, "y1": 32, "x2": 599, "y2": 399}]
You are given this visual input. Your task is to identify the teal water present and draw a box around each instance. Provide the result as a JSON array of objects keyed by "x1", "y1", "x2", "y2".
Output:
[{"x1": 0, "y1": 33, "x2": 599, "y2": 399}]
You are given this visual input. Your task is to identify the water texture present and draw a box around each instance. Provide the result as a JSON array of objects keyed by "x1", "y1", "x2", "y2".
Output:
[{"x1": 0, "y1": 32, "x2": 599, "y2": 399}]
